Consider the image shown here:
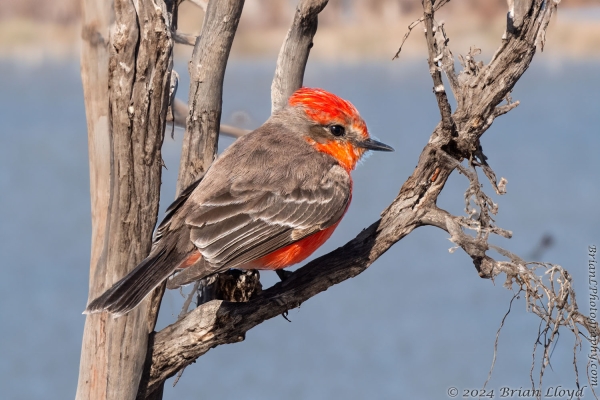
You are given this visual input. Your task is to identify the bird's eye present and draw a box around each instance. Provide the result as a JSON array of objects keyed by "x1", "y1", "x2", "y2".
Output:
[{"x1": 329, "y1": 125, "x2": 345, "y2": 137}]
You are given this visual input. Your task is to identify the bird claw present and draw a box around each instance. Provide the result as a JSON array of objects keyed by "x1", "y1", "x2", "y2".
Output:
[
  {"x1": 275, "y1": 270, "x2": 293, "y2": 320},
  {"x1": 275, "y1": 269, "x2": 293, "y2": 282}
]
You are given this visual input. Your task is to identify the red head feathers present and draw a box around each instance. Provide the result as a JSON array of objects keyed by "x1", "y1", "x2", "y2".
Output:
[{"x1": 289, "y1": 87, "x2": 369, "y2": 139}]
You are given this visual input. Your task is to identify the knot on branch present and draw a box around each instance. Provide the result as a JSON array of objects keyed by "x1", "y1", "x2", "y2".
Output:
[
  {"x1": 211, "y1": 269, "x2": 263, "y2": 303},
  {"x1": 176, "y1": 270, "x2": 262, "y2": 320},
  {"x1": 457, "y1": 46, "x2": 483, "y2": 87}
]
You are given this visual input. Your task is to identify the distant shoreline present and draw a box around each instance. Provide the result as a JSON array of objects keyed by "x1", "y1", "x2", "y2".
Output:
[{"x1": 1, "y1": 7, "x2": 598, "y2": 64}]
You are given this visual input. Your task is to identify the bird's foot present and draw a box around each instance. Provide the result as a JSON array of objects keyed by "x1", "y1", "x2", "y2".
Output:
[
  {"x1": 275, "y1": 269, "x2": 293, "y2": 282},
  {"x1": 275, "y1": 269, "x2": 293, "y2": 321}
]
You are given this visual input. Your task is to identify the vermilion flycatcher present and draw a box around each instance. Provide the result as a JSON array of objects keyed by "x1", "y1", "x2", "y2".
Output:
[{"x1": 85, "y1": 87, "x2": 393, "y2": 316}]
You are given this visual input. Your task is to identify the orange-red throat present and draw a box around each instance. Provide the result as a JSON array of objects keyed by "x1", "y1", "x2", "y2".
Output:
[{"x1": 304, "y1": 137, "x2": 363, "y2": 172}]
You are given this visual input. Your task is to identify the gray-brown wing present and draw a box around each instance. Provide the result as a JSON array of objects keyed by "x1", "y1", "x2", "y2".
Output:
[{"x1": 186, "y1": 164, "x2": 351, "y2": 270}]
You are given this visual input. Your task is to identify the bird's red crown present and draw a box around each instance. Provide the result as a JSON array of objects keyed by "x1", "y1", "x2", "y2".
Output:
[{"x1": 289, "y1": 87, "x2": 368, "y2": 138}]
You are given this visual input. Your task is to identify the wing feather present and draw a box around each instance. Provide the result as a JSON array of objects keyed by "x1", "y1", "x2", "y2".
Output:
[
  {"x1": 187, "y1": 163, "x2": 350, "y2": 269},
  {"x1": 192, "y1": 214, "x2": 254, "y2": 248},
  {"x1": 224, "y1": 230, "x2": 295, "y2": 269}
]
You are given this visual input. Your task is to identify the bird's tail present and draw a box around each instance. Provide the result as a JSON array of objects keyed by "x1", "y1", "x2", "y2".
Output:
[
  {"x1": 84, "y1": 247, "x2": 177, "y2": 317},
  {"x1": 84, "y1": 177, "x2": 208, "y2": 317}
]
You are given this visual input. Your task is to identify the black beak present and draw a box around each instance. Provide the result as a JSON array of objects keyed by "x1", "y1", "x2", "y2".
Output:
[{"x1": 358, "y1": 138, "x2": 394, "y2": 152}]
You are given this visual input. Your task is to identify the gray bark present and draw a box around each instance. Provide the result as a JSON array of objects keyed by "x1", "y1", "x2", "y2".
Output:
[
  {"x1": 76, "y1": 0, "x2": 175, "y2": 399},
  {"x1": 176, "y1": 0, "x2": 245, "y2": 194},
  {"x1": 76, "y1": 2, "x2": 113, "y2": 396},
  {"x1": 271, "y1": 0, "x2": 329, "y2": 113}
]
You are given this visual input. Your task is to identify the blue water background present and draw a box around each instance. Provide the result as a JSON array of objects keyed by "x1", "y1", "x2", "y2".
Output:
[{"x1": 0, "y1": 57, "x2": 598, "y2": 399}]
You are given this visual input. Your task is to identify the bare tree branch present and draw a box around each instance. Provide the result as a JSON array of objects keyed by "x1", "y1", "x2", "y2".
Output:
[
  {"x1": 186, "y1": 0, "x2": 207, "y2": 11},
  {"x1": 77, "y1": 2, "x2": 113, "y2": 397},
  {"x1": 433, "y1": 21, "x2": 461, "y2": 99},
  {"x1": 423, "y1": 0, "x2": 455, "y2": 136},
  {"x1": 176, "y1": 0, "x2": 245, "y2": 194},
  {"x1": 494, "y1": 100, "x2": 520, "y2": 117},
  {"x1": 218, "y1": 124, "x2": 251, "y2": 139},
  {"x1": 483, "y1": 292, "x2": 520, "y2": 391},
  {"x1": 165, "y1": 98, "x2": 250, "y2": 138},
  {"x1": 392, "y1": 16, "x2": 424, "y2": 60},
  {"x1": 172, "y1": 31, "x2": 198, "y2": 46},
  {"x1": 271, "y1": 0, "x2": 328, "y2": 113},
  {"x1": 392, "y1": 0, "x2": 450, "y2": 61},
  {"x1": 422, "y1": 202, "x2": 596, "y2": 386},
  {"x1": 143, "y1": 213, "x2": 422, "y2": 393}
]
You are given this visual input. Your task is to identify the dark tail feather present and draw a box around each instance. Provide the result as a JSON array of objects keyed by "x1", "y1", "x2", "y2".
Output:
[
  {"x1": 84, "y1": 247, "x2": 175, "y2": 316},
  {"x1": 166, "y1": 257, "x2": 219, "y2": 289}
]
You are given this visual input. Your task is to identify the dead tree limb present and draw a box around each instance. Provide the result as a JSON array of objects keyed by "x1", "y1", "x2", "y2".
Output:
[
  {"x1": 77, "y1": 0, "x2": 176, "y2": 399},
  {"x1": 271, "y1": 0, "x2": 329, "y2": 113},
  {"x1": 176, "y1": 0, "x2": 245, "y2": 194},
  {"x1": 423, "y1": 0, "x2": 455, "y2": 135},
  {"x1": 137, "y1": 0, "x2": 596, "y2": 395},
  {"x1": 166, "y1": 97, "x2": 249, "y2": 138},
  {"x1": 172, "y1": 31, "x2": 198, "y2": 46}
]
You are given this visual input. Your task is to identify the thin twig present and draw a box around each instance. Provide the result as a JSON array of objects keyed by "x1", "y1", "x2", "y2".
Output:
[
  {"x1": 494, "y1": 101, "x2": 520, "y2": 117},
  {"x1": 165, "y1": 98, "x2": 250, "y2": 138},
  {"x1": 186, "y1": 0, "x2": 207, "y2": 10},
  {"x1": 392, "y1": 16, "x2": 425, "y2": 60},
  {"x1": 392, "y1": 0, "x2": 451, "y2": 60},
  {"x1": 483, "y1": 291, "x2": 520, "y2": 390},
  {"x1": 178, "y1": 281, "x2": 200, "y2": 320},
  {"x1": 173, "y1": 31, "x2": 198, "y2": 46}
]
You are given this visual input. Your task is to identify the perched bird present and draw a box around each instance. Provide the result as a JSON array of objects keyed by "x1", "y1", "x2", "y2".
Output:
[{"x1": 85, "y1": 87, "x2": 393, "y2": 316}]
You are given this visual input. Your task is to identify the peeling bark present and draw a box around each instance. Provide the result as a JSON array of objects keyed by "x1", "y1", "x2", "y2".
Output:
[{"x1": 77, "y1": 0, "x2": 175, "y2": 399}]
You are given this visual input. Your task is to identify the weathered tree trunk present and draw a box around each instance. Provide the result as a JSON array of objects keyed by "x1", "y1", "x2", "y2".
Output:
[{"x1": 76, "y1": 0, "x2": 175, "y2": 399}]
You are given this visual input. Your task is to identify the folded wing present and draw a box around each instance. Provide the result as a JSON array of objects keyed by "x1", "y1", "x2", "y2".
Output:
[{"x1": 187, "y1": 163, "x2": 351, "y2": 270}]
